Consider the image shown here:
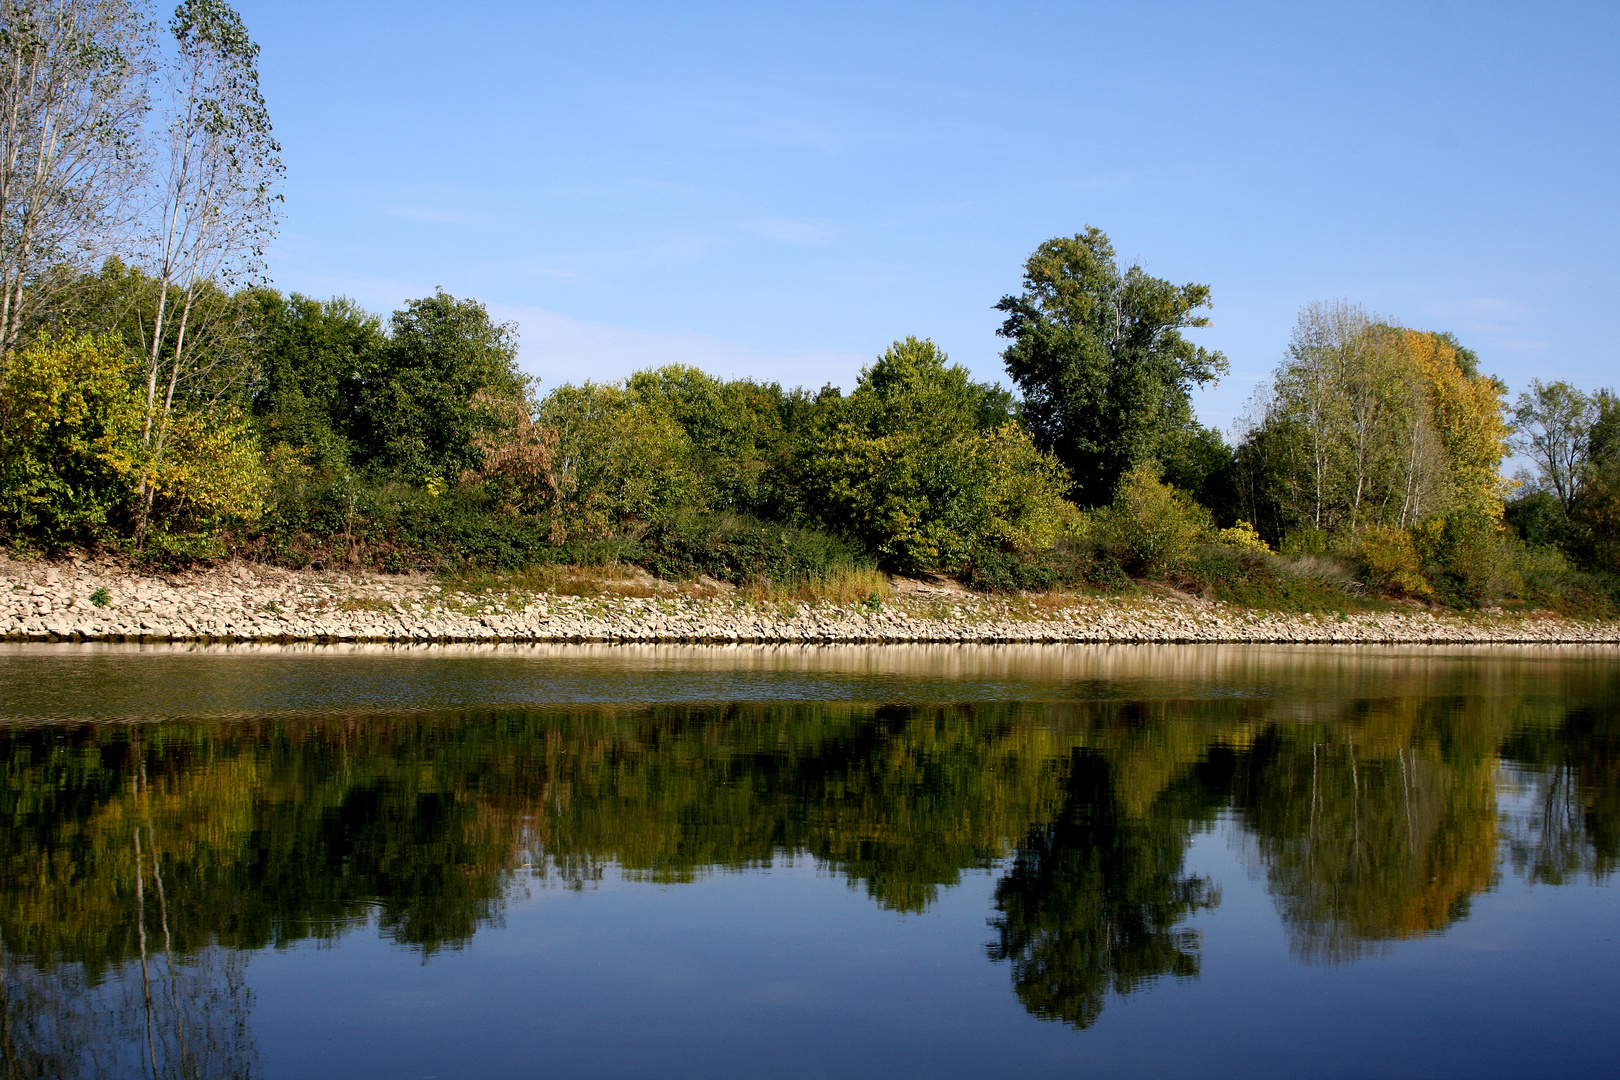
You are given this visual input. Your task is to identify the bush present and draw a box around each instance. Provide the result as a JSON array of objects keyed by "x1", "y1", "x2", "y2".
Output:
[
  {"x1": 1346, "y1": 525, "x2": 1429, "y2": 598},
  {"x1": 1093, "y1": 460, "x2": 1212, "y2": 573},
  {"x1": 0, "y1": 333, "x2": 140, "y2": 547},
  {"x1": 961, "y1": 539, "x2": 1130, "y2": 593},
  {"x1": 1505, "y1": 490, "x2": 1572, "y2": 550},
  {"x1": 630, "y1": 511, "x2": 869, "y2": 585},
  {"x1": 795, "y1": 338, "x2": 1074, "y2": 573},
  {"x1": 1413, "y1": 509, "x2": 1511, "y2": 607},
  {"x1": 1280, "y1": 527, "x2": 1331, "y2": 557},
  {"x1": 1217, "y1": 520, "x2": 1270, "y2": 552},
  {"x1": 1180, "y1": 545, "x2": 1367, "y2": 612}
]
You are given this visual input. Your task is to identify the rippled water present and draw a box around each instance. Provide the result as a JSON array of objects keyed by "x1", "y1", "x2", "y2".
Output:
[{"x1": 2, "y1": 643, "x2": 1617, "y2": 1078}]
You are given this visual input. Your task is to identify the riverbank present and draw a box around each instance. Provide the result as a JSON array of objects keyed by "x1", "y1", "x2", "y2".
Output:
[{"x1": 4, "y1": 557, "x2": 1618, "y2": 645}]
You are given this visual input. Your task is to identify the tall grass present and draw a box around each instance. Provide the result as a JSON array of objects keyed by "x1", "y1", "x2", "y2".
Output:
[{"x1": 741, "y1": 567, "x2": 891, "y2": 606}]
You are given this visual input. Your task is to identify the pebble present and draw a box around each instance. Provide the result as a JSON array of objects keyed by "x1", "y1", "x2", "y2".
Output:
[{"x1": 1, "y1": 559, "x2": 1616, "y2": 645}]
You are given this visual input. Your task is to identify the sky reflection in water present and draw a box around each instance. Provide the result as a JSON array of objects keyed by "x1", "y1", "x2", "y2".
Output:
[{"x1": 1, "y1": 643, "x2": 1617, "y2": 1079}]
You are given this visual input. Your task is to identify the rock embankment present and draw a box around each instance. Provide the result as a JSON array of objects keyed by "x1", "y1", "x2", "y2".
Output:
[{"x1": 3, "y1": 560, "x2": 1617, "y2": 646}]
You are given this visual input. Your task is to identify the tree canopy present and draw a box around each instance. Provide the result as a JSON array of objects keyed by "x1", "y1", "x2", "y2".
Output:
[{"x1": 996, "y1": 228, "x2": 1228, "y2": 506}]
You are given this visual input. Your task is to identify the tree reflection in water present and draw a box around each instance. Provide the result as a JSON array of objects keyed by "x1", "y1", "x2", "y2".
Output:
[
  {"x1": 1, "y1": 669, "x2": 1616, "y2": 1062},
  {"x1": 987, "y1": 749, "x2": 1224, "y2": 1028}
]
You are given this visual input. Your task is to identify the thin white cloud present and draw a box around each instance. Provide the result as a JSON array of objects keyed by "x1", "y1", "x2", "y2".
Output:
[{"x1": 487, "y1": 303, "x2": 867, "y2": 392}]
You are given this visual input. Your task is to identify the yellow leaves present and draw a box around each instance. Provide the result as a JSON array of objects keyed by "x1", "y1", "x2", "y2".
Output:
[
  {"x1": 0, "y1": 333, "x2": 139, "y2": 443},
  {"x1": 977, "y1": 422, "x2": 1079, "y2": 552},
  {"x1": 145, "y1": 405, "x2": 270, "y2": 525},
  {"x1": 1349, "y1": 524, "x2": 1431, "y2": 597},
  {"x1": 1391, "y1": 329, "x2": 1512, "y2": 520},
  {"x1": 1218, "y1": 520, "x2": 1271, "y2": 552}
]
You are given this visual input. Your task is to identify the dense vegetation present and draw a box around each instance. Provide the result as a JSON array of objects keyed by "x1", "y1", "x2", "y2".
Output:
[{"x1": 2, "y1": 0, "x2": 1616, "y2": 612}]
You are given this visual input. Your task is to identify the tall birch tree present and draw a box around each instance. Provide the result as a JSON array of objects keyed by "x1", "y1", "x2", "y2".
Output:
[
  {"x1": 0, "y1": 0, "x2": 152, "y2": 364},
  {"x1": 1241, "y1": 303, "x2": 1507, "y2": 540},
  {"x1": 136, "y1": 0, "x2": 279, "y2": 536}
]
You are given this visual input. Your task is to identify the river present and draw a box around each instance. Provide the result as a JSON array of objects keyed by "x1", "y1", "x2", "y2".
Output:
[{"x1": 2, "y1": 643, "x2": 1616, "y2": 1078}]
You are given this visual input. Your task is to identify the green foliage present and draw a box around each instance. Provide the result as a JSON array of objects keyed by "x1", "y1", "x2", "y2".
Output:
[
  {"x1": 1093, "y1": 460, "x2": 1213, "y2": 573},
  {"x1": 141, "y1": 404, "x2": 271, "y2": 542},
  {"x1": 535, "y1": 380, "x2": 704, "y2": 539},
  {"x1": 797, "y1": 337, "x2": 1074, "y2": 573},
  {"x1": 631, "y1": 511, "x2": 869, "y2": 585},
  {"x1": 244, "y1": 480, "x2": 588, "y2": 573},
  {"x1": 1239, "y1": 308, "x2": 1510, "y2": 540},
  {"x1": 1179, "y1": 547, "x2": 1369, "y2": 613},
  {"x1": 353, "y1": 290, "x2": 526, "y2": 483},
  {"x1": 1161, "y1": 424, "x2": 1240, "y2": 524},
  {"x1": 1505, "y1": 489, "x2": 1573, "y2": 550},
  {"x1": 1512, "y1": 379, "x2": 1595, "y2": 514},
  {"x1": 248, "y1": 289, "x2": 384, "y2": 470},
  {"x1": 1569, "y1": 391, "x2": 1620, "y2": 571},
  {"x1": 625, "y1": 365, "x2": 801, "y2": 516},
  {"x1": 88, "y1": 586, "x2": 111, "y2": 608},
  {"x1": 0, "y1": 333, "x2": 140, "y2": 545},
  {"x1": 1412, "y1": 509, "x2": 1509, "y2": 606},
  {"x1": 996, "y1": 228, "x2": 1228, "y2": 506},
  {"x1": 960, "y1": 540, "x2": 1130, "y2": 594}
]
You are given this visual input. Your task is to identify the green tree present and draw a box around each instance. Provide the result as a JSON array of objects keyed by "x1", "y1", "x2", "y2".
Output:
[
  {"x1": 1240, "y1": 304, "x2": 1508, "y2": 543},
  {"x1": 0, "y1": 332, "x2": 140, "y2": 544},
  {"x1": 532, "y1": 379, "x2": 701, "y2": 539},
  {"x1": 352, "y1": 290, "x2": 526, "y2": 484},
  {"x1": 996, "y1": 228, "x2": 1227, "y2": 505},
  {"x1": 1569, "y1": 390, "x2": 1620, "y2": 569},
  {"x1": 247, "y1": 289, "x2": 384, "y2": 471},
  {"x1": 796, "y1": 337, "x2": 1071, "y2": 572},
  {"x1": 1094, "y1": 459, "x2": 1213, "y2": 573},
  {"x1": 625, "y1": 365, "x2": 799, "y2": 516},
  {"x1": 1512, "y1": 379, "x2": 1595, "y2": 515},
  {"x1": 137, "y1": 0, "x2": 282, "y2": 545}
]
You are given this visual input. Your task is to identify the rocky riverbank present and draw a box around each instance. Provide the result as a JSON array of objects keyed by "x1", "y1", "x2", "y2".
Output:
[{"x1": 3, "y1": 557, "x2": 1617, "y2": 646}]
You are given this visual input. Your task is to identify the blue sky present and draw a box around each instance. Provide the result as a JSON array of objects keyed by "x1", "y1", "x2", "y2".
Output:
[{"x1": 240, "y1": 0, "x2": 1617, "y2": 433}]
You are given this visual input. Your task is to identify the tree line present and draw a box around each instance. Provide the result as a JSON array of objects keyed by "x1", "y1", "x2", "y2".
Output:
[{"x1": 1, "y1": 1, "x2": 1615, "y2": 610}]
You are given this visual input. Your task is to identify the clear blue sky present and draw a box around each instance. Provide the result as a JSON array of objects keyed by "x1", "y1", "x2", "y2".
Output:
[{"x1": 239, "y1": 0, "x2": 1617, "y2": 432}]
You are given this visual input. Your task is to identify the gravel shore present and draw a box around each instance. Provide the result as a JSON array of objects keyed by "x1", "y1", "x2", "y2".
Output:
[{"x1": 4, "y1": 558, "x2": 1618, "y2": 646}]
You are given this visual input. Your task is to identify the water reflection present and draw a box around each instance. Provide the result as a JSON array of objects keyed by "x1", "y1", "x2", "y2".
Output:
[
  {"x1": 0, "y1": 646, "x2": 1616, "y2": 1066},
  {"x1": 988, "y1": 749, "x2": 1223, "y2": 1027}
]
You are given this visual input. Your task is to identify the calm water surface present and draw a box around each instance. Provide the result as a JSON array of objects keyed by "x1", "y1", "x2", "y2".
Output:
[{"x1": 2, "y1": 642, "x2": 1617, "y2": 1079}]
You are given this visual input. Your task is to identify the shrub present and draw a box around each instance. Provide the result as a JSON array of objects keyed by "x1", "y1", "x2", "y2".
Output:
[
  {"x1": 1280, "y1": 528, "x2": 1331, "y2": 557},
  {"x1": 1093, "y1": 460, "x2": 1212, "y2": 573},
  {"x1": 1218, "y1": 520, "x2": 1270, "y2": 552},
  {"x1": 1347, "y1": 525, "x2": 1429, "y2": 598},
  {"x1": 1180, "y1": 545, "x2": 1366, "y2": 613},
  {"x1": 1505, "y1": 490, "x2": 1572, "y2": 550},
  {"x1": 630, "y1": 511, "x2": 869, "y2": 586},
  {"x1": 795, "y1": 338, "x2": 1073, "y2": 573},
  {"x1": 961, "y1": 539, "x2": 1129, "y2": 593},
  {"x1": 0, "y1": 333, "x2": 141, "y2": 546},
  {"x1": 1413, "y1": 509, "x2": 1510, "y2": 606}
]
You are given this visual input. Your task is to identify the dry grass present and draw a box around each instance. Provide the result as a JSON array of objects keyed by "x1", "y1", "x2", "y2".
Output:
[{"x1": 741, "y1": 568, "x2": 892, "y2": 607}]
